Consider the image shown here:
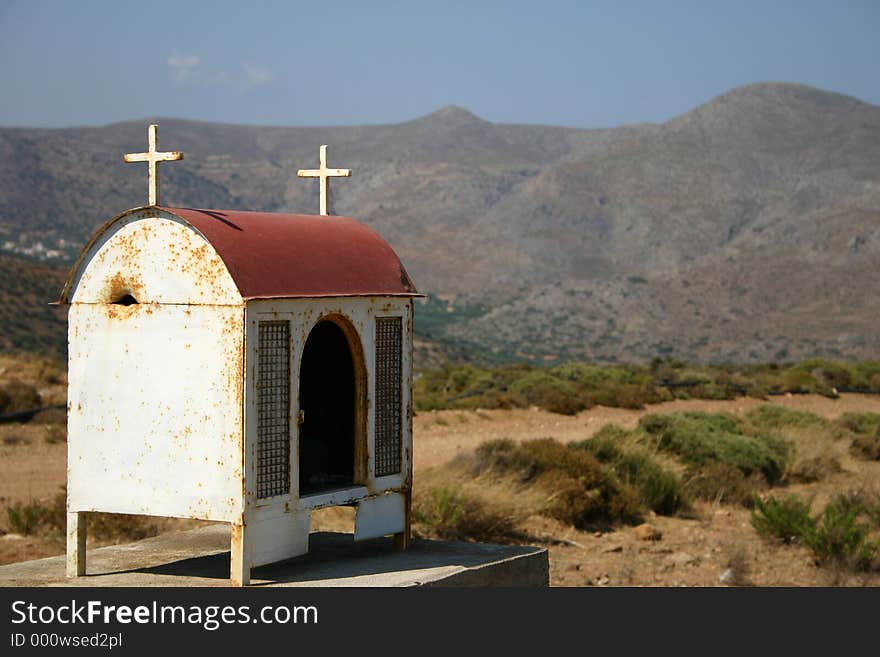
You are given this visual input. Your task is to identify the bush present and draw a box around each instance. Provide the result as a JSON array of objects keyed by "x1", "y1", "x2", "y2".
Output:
[
  {"x1": 752, "y1": 493, "x2": 879, "y2": 571},
  {"x1": 589, "y1": 382, "x2": 657, "y2": 409},
  {"x1": 804, "y1": 495, "x2": 877, "y2": 570},
  {"x1": 746, "y1": 405, "x2": 826, "y2": 431},
  {"x1": 851, "y1": 435, "x2": 880, "y2": 460},
  {"x1": 789, "y1": 453, "x2": 843, "y2": 482},
  {"x1": 796, "y1": 359, "x2": 852, "y2": 389},
  {"x1": 6, "y1": 490, "x2": 163, "y2": 542},
  {"x1": 686, "y1": 462, "x2": 763, "y2": 507},
  {"x1": 6, "y1": 500, "x2": 49, "y2": 535},
  {"x1": 44, "y1": 425, "x2": 66, "y2": 444},
  {"x1": 837, "y1": 412, "x2": 880, "y2": 436},
  {"x1": 413, "y1": 359, "x2": 880, "y2": 414},
  {"x1": 531, "y1": 384, "x2": 588, "y2": 415},
  {"x1": 86, "y1": 513, "x2": 162, "y2": 542},
  {"x1": 751, "y1": 494, "x2": 813, "y2": 544},
  {"x1": 838, "y1": 413, "x2": 880, "y2": 460},
  {"x1": 781, "y1": 368, "x2": 819, "y2": 393},
  {"x1": 573, "y1": 430, "x2": 689, "y2": 516},
  {"x1": 412, "y1": 486, "x2": 518, "y2": 543},
  {"x1": 639, "y1": 412, "x2": 790, "y2": 484},
  {"x1": 0, "y1": 381, "x2": 42, "y2": 414},
  {"x1": 473, "y1": 438, "x2": 641, "y2": 529}
]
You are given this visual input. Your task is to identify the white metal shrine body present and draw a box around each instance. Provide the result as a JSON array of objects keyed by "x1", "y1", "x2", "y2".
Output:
[{"x1": 60, "y1": 205, "x2": 419, "y2": 586}]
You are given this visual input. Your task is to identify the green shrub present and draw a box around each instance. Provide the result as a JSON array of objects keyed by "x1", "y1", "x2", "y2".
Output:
[
  {"x1": 415, "y1": 362, "x2": 669, "y2": 414},
  {"x1": 86, "y1": 513, "x2": 161, "y2": 542},
  {"x1": 639, "y1": 412, "x2": 789, "y2": 484},
  {"x1": 835, "y1": 412, "x2": 880, "y2": 460},
  {"x1": 804, "y1": 495, "x2": 877, "y2": 570},
  {"x1": 780, "y1": 368, "x2": 817, "y2": 392},
  {"x1": 752, "y1": 493, "x2": 879, "y2": 571},
  {"x1": 0, "y1": 381, "x2": 42, "y2": 414},
  {"x1": 573, "y1": 430, "x2": 689, "y2": 516},
  {"x1": 837, "y1": 412, "x2": 880, "y2": 436},
  {"x1": 531, "y1": 384, "x2": 588, "y2": 415},
  {"x1": 44, "y1": 425, "x2": 66, "y2": 444},
  {"x1": 790, "y1": 453, "x2": 843, "y2": 482},
  {"x1": 473, "y1": 438, "x2": 641, "y2": 529},
  {"x1": 589, "y1": 382, "x2": 658, "y2": 409},
  {"x1": 412, "y1": 486, "x2": 517, "y2": 543},
  {"x1": 746, "y1": 405, "x2": 826, "y2": 431},
  {"x1": 413, "y1": 359, "x2": 880, "y2": 415},
  {"x1": 576, "y1": 426, "x2": 628, "y2": 462},
  {"x1": 848, "y1": 361, "x2": 880, "y2": 389},
  {"x1": 794, "y1": 359, "x2": 852, "y2": 389},
  {"x1": 851, "y1": 434, "x2": 880, "y2": 460},
  {"x1": 686, "y1": 462, "x2": 763, "y2": 507},
  {"x1": 6, "y1": 500, "x2": 48, "y2": 535},
  {"x1": 6, "y1": 490, "x2": 162, "y2": 542},
  {"x1": 751, "y1": 494, "x2": 813, "y2": 543},
  {"x1": 614, "y1": 452, "x2": 687, "y2": 516}
]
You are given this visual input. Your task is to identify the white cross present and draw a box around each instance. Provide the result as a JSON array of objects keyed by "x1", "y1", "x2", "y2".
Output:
[
  {"x1": 123, "y1": 124, "x2": 184, "y2": 206},
  {"x1": 297, "y1": 145, "x2": 351, "y2": 216}
]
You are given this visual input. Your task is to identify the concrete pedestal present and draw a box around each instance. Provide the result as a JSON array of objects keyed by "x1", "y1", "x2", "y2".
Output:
[{"x1": 0, "y1": 525, "x2": 548, "y2": 587}]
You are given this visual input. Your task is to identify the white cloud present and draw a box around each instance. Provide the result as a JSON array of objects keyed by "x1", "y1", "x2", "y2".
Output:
[
  {"x1": 243, "y1": 62, "x2": 273, "y2": 86},
  {"x1": 167, "y1": 52, "x2": 200, "y2": 82}
]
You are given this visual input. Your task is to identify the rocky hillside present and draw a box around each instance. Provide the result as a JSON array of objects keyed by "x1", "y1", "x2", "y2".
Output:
[
  {"x1": 0, "y1": 254, "x2": 66, "y2": 357},
  {"x1": 2, "y1": 82, "x2": 879, "y2": 364}
]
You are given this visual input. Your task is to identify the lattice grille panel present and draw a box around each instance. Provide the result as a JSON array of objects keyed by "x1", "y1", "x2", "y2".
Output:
[
  {"x1": 257, "y1": 320, "x2": 290, "y2": 498},
  {"x1": 374, "y1": 317, "x2": 402, "y2": 477}
]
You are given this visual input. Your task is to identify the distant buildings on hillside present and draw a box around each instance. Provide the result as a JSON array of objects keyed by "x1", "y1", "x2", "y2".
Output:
[{"x1": 1, "y1": 238, "x2": 69, "y2": 261}]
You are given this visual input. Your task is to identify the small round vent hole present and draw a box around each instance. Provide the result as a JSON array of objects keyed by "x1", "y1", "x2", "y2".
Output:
[{"x1": 113, "y1": 294, "x2": 138, "y2": 306}]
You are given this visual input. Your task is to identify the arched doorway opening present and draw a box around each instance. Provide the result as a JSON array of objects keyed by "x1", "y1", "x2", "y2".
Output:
[{"x1": 298, "y1": 318, "x2": 363, "y2": 496}]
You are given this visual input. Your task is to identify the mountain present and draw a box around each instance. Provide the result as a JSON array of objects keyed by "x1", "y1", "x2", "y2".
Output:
[
  {"x1": 2, "y1": 82, "x2": 879, "y2": 364},
  {"x1": 0, "y1": 254, "x2": 67, "y2": 357}
]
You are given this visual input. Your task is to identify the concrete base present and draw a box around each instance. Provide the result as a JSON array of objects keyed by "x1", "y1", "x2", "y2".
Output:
[{"x1": 0, "y1": 526, "x2": 548, "y2": 587}]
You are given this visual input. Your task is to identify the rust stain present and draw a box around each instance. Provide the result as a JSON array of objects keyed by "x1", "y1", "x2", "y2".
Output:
[
  {"x1": 167, "y1": 207, "x2": 421, "y2": 299},
  {"x1": 105, "y1": 271, "x2": 145, "y2": 305}
]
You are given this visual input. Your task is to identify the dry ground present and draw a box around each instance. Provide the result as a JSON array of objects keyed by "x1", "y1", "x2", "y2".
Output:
[{"x1": 2, "y1": 393, "x2": 880, "y2": 585}]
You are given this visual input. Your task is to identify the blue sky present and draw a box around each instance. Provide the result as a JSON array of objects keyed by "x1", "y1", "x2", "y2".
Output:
[{"x1": 0, "y1": 1, "x2": 877, "y2": 129}]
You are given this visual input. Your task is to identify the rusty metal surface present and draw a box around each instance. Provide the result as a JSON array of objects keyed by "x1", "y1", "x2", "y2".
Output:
[
  {"x1": 67, "y1": 303, "x2": 245, "y2": 523},
  {"x1": 244, "y1": 297, "x2": 413, "y2": 499},
  {"x1": 59, "y1": 206, "x2": 419, "y2": 303},
  {"x1": 62, "y1": 209, "x2": 241, "y2": 305},
  {"x1": 61, "y1": 199, "x2": 418, "y2": 577},
  {"x1": 169, "y1": 206, "x2": 419, "y2": 299},
  {"x1": 60, "y1": 208, "x2": 419, "y2": 303},
  {"x1": 354, "y1": 492, "x2": 405, "y2": 541}
]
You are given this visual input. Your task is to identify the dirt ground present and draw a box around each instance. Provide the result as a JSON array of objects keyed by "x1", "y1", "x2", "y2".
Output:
[{"x1": 2, "y1": 393, "x2": 880, "y2": 585}]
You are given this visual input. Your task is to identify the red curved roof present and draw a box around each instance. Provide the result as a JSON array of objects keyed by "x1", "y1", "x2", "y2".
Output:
[{"x1": 165, "y1": 207, "x2": 418, "y2": 299}]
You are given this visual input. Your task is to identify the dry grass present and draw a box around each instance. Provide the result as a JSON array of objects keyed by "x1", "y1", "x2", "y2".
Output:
[
  {"x1": 684, "y1": 462, "x2": 766, "y2": 507},
  {"x1": 743, "y1": 407, "x2": 849, "y2": 483},
  {"x1": 413, "y1": 455, "x2": 548, "y2": 542},
  {"x1": 2, "y1": 487, "x2": 205, "y2": 565},
  {"x1": 0, "y1": 354, "x2": 66, "y2": 407}
]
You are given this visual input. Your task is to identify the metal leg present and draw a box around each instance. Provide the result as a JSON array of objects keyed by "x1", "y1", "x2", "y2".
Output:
[
  {"x1": 393, "y1": 490, "x2": 412, "y2": 551},
  {"x1": 230, "y1": 523, "x2": 250, "y2": 586},
  {"x1": 66, "y1": 512, "x2": 87, "y2": 577}
]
